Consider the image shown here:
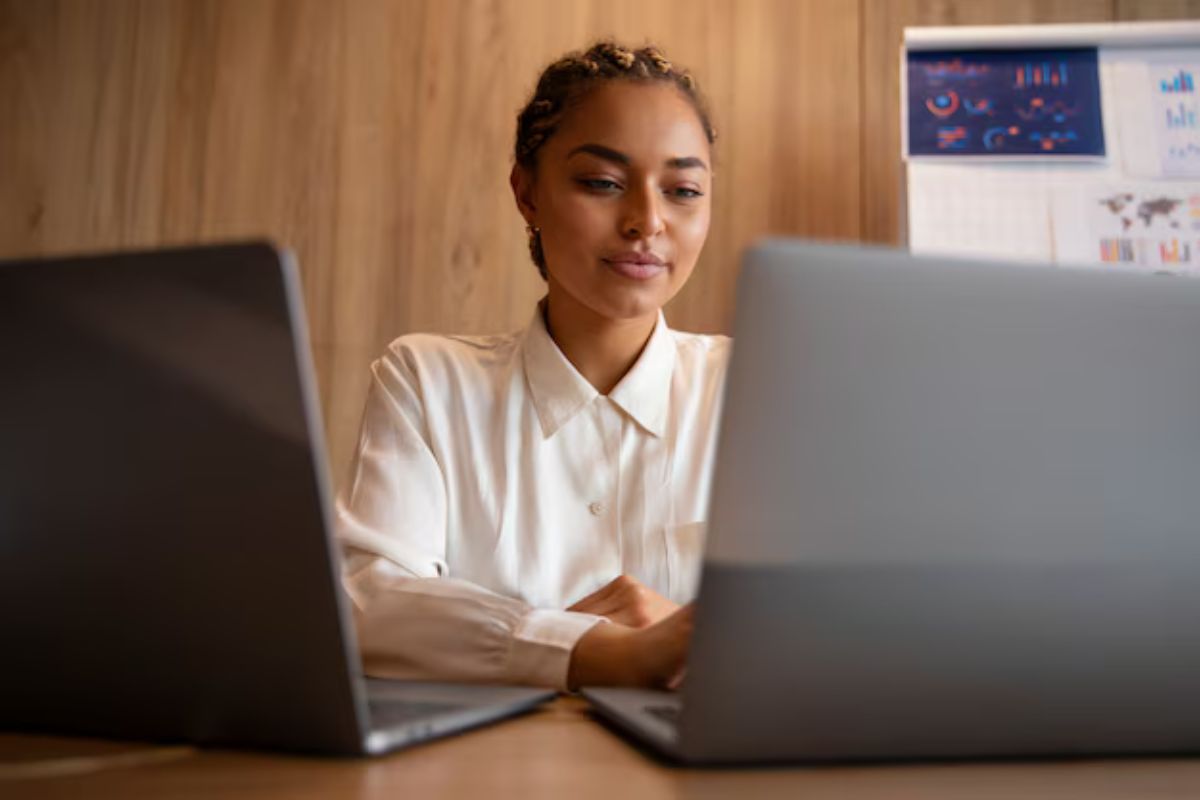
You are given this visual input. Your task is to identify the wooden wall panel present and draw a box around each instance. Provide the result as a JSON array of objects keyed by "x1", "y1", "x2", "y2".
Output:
[
  {"x1": 859, "y1": 0, "x2": 1114, "y2": 246},
  {"x1": 5, "y1": 1, "x2": 1200, "y2": 487},
  {"x1": 1117, "y1": 0, "x2": 1200, "y2": 19},
  {"x1": 0, "y1": 0, "x2": 861, "y2": 488}
]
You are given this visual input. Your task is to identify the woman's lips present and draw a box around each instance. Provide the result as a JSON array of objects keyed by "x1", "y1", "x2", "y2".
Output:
[{"x1": 603, "y1": 253, "x2": 668, "y2": 281}]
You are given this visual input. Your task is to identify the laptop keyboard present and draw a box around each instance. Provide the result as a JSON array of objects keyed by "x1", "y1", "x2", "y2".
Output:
[
  {"x1": 368, "y1": 700, "x2": 467, "y2": 728},
  {"x1": 645, "y1": 704, "x2": 681, "y2": 729}
]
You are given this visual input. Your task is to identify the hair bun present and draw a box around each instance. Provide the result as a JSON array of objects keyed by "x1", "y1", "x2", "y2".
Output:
[{"x1": 599, "y1": 42, "x2": 636, "y2": 69}]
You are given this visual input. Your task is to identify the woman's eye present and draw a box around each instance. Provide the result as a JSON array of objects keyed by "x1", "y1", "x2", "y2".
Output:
[
  {"x1": 670, "y1": 186, "x2": 704, "y2": 199},
  {"x1": 578, "y1": 178, "x2": 621, "y2": 192}
]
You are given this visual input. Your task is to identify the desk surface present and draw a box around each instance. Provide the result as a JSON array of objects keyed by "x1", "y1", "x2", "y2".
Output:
[{"x1": 4, "y1": 697, "x2": 1200, "y2": 799}]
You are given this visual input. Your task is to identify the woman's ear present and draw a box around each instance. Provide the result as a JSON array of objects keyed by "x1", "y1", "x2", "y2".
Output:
[{"x1": 510, "y1": 164, "x2": 537, "y2": 225}]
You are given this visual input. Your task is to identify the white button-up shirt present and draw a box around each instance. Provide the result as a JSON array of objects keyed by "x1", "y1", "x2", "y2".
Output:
[{"x1": 337, "y1": 304, "x2": 730, "y2": 689}]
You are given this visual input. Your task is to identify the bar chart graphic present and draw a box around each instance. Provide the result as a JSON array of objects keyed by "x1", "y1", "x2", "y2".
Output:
[
  {"x1": 1166, "y1": 102, "x2": 1198, "y2": 129},
  {"x1": 1014, "y1": 61, "x2": 1070, "y2": 89},
  {"x1": 1151, "y1": 64, "x2": 1200, "y2": 176},
  {"x1": 1177, "y1": 143, "x2": 1200, "y2": 161},
  {"x1": 1160, "y1": 69, "x2": 1195, "y2": 93},
  {"x1": 936, "y1": 126, "x2": 969, "y2": 149}
]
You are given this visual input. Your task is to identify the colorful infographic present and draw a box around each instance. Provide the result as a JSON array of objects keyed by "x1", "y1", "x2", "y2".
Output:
[
  {"x1": 1082, "y1": 186, "x2": 1200, "y2": 274},
  {"x1": 907, "y1": 48, "x2": 1105, "y2": 157},
  {"x1": 1149, "y1": 64, "x2": 1200, "y2": 177}
]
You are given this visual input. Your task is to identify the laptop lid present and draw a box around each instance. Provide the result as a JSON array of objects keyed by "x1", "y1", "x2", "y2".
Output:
[
  {"x1": 0, "y1": 243, "x2": 371, "y2": 754},
  {"x1": 677, "y1": 240, "x2": 1200, "y2": 762}
]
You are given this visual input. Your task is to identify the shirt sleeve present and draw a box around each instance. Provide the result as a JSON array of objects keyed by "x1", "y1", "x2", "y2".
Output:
[{"x1": 336, "y1": 347, "x2": 604, "y2": 690}]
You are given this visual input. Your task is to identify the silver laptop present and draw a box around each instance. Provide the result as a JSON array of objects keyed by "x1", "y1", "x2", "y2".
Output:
[
  {"x1": 584, "y1": 239, "x2": 1200, "y2": 764},
  {"x1": 0, "y1": 242, "x2": 553, "y2": 756}
]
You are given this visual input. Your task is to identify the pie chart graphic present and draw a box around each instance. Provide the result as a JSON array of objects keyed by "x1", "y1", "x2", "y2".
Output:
[{"x1": 926, "y1": 90, "x2": 960, "y2": 118}]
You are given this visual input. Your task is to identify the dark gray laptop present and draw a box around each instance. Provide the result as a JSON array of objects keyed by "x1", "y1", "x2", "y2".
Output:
[
  {"x1": 0, "y1": 242, "x2": 552, "y2": 756},
  {"x1": 584, "y1": 240, "x2": 1200, "y2": 764}
]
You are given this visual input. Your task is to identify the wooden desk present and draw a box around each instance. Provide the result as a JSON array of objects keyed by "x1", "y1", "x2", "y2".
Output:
[{"x1": 4, "y1": 697, "x2": 1200, "y2": 799}]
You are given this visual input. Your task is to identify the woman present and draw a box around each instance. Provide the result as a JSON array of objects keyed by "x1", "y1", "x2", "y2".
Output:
[{"x1": 337, "y1": 41, "x2": 728, "y2": 691}]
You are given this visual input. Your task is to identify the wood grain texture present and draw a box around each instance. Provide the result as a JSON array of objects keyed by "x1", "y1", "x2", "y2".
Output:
[
  {"x1": 1117, "y1": 0, "x2": 1200, "y2": 19},
  {"x1": 5, "y1": 697, "x2": 1200, "y2": 798},
  {"x1": 0, "y1": 0, "x2": 861, "y2": 485},
  {"x1": 2, "y1": 0, "x2": 1199, "y2": 486}
]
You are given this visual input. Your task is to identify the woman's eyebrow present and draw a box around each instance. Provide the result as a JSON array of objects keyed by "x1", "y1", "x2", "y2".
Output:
[
  {"x1": 568, "y1": 144, "x2": 709, "y2": 173},
  {"x1": 666, "y1": 156, "x2": 708, "y2": 171},
  {"x1": 567, "y1": 143, "x2": 629, "y2": 165}
]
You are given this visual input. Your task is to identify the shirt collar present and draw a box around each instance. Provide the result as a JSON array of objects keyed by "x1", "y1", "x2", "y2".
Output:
[{"x1": 521, "y1": 302, "x2": 676, "y2": 439}]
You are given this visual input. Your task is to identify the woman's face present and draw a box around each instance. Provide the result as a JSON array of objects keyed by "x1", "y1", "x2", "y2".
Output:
[{"x1": 514, "y1": 81, "x2": 713, "y2": 323}]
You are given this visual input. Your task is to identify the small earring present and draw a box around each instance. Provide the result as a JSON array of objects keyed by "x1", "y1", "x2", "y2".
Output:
[{"x1": 526, "y1": 224, "x2": 541, "y2": 237}]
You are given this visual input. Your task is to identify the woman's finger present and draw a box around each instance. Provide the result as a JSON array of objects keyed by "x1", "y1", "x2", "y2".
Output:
[{"x1": 566, "y1": 584, "x2": 614, "y2": 612}]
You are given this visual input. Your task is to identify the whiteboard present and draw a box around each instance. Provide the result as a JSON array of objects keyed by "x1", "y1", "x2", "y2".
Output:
[{"x1": 902, "y1": 21, "x2": 1200, "y2": 275}]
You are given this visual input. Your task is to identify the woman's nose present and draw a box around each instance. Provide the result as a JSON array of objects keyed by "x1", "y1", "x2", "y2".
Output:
[{"x1": 620, "y1": 184, "x2": 665, "y2": 239}]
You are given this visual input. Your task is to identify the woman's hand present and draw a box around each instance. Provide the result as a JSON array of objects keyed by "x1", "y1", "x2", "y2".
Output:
[
  {"x1": 567, "y1": 574, "x2": 679, "y2": 628},
  {"x1": 566, "y1": 603, "x2": 694, "y2": 690}
]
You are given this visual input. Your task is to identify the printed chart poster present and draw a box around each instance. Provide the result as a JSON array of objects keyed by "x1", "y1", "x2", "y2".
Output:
[
  {"x1": 907, "y1": 48, "x2": 1105, "y2": 158},
  {"x1": 1148, "y1": 64, "x2": 1200, "y2": 177},
  {"x1": 1057, "y1": 185, "x2": 1200, "y2": 274}
]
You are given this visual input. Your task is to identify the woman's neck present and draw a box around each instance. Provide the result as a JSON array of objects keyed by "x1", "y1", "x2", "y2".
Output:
[{"x1": 543, "y1": 284, "x2": 658, "y2": 396}]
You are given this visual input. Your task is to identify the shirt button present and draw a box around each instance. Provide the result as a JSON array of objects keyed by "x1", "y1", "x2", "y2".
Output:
[{"x1": 588, "y1": 502, "x2": 604, "y2": 516}]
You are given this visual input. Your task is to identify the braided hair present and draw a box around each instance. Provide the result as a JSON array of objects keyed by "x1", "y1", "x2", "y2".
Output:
[{"x1": 514, "y1": 41, "x2": 716, "y2": 279}]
